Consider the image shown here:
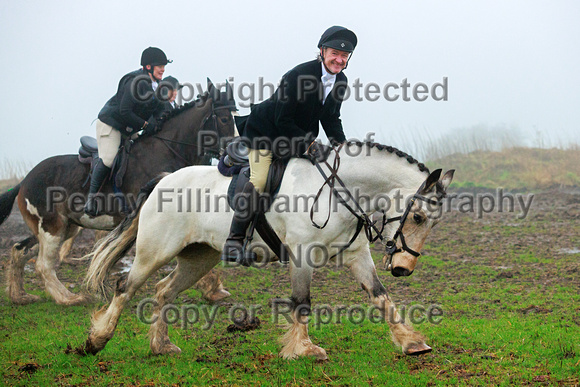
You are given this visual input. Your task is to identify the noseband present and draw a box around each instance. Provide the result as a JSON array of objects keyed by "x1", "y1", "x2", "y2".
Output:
[
  {"x1": 382, "y1": 193, "x2": 442, "y2": 269},
  {"x1": 310, "y1": 145, "x2": 443, "y2": 265}
]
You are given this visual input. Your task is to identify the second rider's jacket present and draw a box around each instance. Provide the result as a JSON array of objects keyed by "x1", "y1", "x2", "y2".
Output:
[{"x1": 98, "y1": 69, "x2": 166, "y2": 136}]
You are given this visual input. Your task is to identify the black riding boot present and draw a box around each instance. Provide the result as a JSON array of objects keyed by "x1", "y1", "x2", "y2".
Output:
[
  {"x1": 221, "y1": 181, "x2": 260, "y2": 264},
  {"x1": 83, "y1": 158, "x2": 111, "y2": 217}
]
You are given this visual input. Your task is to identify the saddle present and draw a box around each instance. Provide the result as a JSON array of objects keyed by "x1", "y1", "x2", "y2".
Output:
[
  {"x1": 78, "y1": 135, "x2": 132, "y2": 199},
  {"x1": 218, "y1": 138, "x2": 293, "y2": 264},
  {"x1": 78, "y1": 136, "x2": 99, "y2": 162}
]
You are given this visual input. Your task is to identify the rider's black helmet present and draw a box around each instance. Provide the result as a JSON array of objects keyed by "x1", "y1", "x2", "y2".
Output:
[
  {"x1": 141, "y1": 47, "x2": 172, "y2": 67},
  {"x1": 317, "y1": 26, "x2": 357, "y2": 53},
  {"x1": 162, "y1": 76, "x2": 182, "y2": 90}
]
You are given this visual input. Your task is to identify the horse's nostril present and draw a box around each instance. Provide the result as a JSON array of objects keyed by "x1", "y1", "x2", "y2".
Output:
[{"x1": 392, "y1": 267, "x2": 412, "y2": 277}]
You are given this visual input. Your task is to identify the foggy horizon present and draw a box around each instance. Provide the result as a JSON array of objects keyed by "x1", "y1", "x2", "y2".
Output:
[{"x1": 1, "y1": 0, "x2": 579, "y2": 167}]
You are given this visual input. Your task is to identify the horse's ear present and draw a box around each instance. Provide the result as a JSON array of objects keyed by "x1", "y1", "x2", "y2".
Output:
[
  {"x1": 420, "y1": 169, "x2": 442, "y2": 194},
  {"x1": 225, "y1": 80, "x2": 234, "y2": 100},
  {"x1": 207, "y1": 78, "x2": 217, "y2": 99},
  {"x1": 440, "y1": 170, "x2": 455, "y2": 191}
]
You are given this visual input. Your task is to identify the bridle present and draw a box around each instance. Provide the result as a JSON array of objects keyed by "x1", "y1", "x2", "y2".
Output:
[
  {"x1": 382, "y1": 191, "x2": 442, "y2": 270},
  {"x1": 152, "y1": 98, "x2": 233, "y2": 166},
  {"x1": 310, "y1": 144, "x2": 443, "y2": 266}
]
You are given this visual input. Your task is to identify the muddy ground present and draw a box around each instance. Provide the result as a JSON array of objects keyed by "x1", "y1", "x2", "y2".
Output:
[
  {"x1": 0, "y1": 187, "x2": 578, "y2": 304},
  {"x1": 0, "y1": 188, "x2": 579, "y2": 385}
]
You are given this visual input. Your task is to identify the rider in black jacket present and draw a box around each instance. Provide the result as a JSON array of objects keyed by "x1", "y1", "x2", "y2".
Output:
[
  {"x1": 84, "y1": 47, "x2": 172, "y2": 217},
  {"x1": 221, "y1": 26, "x2": 357, "y2": 264}
]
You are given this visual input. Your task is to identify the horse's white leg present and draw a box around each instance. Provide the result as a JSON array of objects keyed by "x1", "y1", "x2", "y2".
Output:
[
  {"x1": 279, "y1": 255, "x2": 327, "y2": 360},
  {"x1": 59, "y1": 225, "x2": 81, "y2": 265},
  {"x1": 6, "y1": 237, "x2": 40, "y2": 304},
  {"x1": 35, "y1": 228, "x2": 90, "y2": 305},
  {"x1": 149, "y1": 244, "x2": 220, "y2": 355},
  {"x1": 346, "y1": 247, "x2": 432, "y2": 356},
  {"x1": 193, "y1": 268, "x2": 231, "y2": 303},
  {"x1": 85, "y1": 244, "x2": 176, "y2": 355}
]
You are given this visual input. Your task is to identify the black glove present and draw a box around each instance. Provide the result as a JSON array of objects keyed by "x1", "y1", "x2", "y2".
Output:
[
  {"x1": 307, "y1": 141, "x2": 330, "y2": 163},
  {"x1": 142, "y1": 121, "x2": 161, "y2": 136}
]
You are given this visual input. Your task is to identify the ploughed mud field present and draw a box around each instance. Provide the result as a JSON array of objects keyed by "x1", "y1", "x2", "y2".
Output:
[{"x1": 0, "y1": 188, "x2": 578, "y2": 386}]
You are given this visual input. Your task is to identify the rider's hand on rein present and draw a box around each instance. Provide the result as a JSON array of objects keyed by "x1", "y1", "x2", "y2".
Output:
[{"x1": 307, "y1": 141, "x2": 331, "y2": 163}]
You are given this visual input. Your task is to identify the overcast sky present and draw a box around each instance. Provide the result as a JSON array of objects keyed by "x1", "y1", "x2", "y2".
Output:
[{"x1": 1, "y1": 0, "x2": 578, "y2": 166}]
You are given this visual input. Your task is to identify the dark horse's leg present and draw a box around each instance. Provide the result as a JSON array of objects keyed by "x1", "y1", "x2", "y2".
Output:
[
  {"x1": 279, "y1": 250, "x2": 327, "y2": 360},
  {"x1": 5, "y1": 156, "x2": 93, "y2": 305},
  {"x1": 14, "y1": 189, "x2": 89, "y2": 305},
  {"x1": 58, "y1": 225, "x2": 82, "y2": 265},
  {"x1": 6, "y1": 236, "x2": 40, "y2": 304},
  {"x1": 34, "y1": 222, "x2": 91, "y2": 305},
  {"x1": 346, "y1": 245, "x2": 432, "y2": 356}
]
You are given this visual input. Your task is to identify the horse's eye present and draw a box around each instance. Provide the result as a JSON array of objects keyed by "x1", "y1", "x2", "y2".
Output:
[{"x1": 413, "y1": 213, "x2": 423, "y2": 224}]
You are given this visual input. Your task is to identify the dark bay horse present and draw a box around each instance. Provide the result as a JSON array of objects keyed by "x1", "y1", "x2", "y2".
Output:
[{"x1": 0, "y1": 80, "x2": 236, "y2": 305}]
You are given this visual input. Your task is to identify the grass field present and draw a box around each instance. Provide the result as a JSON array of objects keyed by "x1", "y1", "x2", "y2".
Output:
[
  {"x1": 1, "y1": 146, "x2": 579, "y2": 385},
  {"x1": 0, "y1": 187, "x2": 578, "y2": 386},
  {"x1": 428, "y1": 147, "x2": 580, "y2": 190}
]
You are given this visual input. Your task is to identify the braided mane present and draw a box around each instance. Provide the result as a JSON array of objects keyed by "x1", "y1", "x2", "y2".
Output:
[{"x1": 345, "y1": 141, "x2": 430, "y2": 174}]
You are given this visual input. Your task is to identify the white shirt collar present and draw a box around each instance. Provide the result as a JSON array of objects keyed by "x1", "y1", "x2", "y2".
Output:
[
  {"x1": 321, "y1": 63, "x2": 336, "y2": 104},
  {"x1": 321, "y1": 62, "x2": 337, "y2": 82}
]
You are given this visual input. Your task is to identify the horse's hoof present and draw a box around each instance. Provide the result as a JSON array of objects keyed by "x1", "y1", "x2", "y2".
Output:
[
  {"x1": 56, "y1": 294, "x2": 92, "y2": 306},
  {"x1": 10, "y1": 293, "x2": 41, "y2": 305},
  {"x1": 153, "y1": 343, "x2": 182, "y2": 355},
  {"x1": 83, "y1": 336, "x2": 106, "y2": 356},
  {"x1": 305, "y1": 345, "x2": 328, "y2": 360},
  {"x1": 204, "y1": 289, "x2": 231, "y2": 303},
  {"x1": 404, "y1": 342, "x2": 432, "y2": 356},
  {"x1": 60, "y1": 257, "x2": 83, "y2": 265}
]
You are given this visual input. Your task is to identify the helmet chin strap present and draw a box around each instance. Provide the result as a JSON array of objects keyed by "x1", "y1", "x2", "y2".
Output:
[
  {"x1": 145, "y1": 65, "x2": 162, "y2": 82},
  {"x1": 344, "y1": 52, "x2": 352, "y2": 70}
]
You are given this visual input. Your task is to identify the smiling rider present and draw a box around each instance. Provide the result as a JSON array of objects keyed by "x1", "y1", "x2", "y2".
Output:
[{"x1": 221, "y1": 26, "x2": 358, "y2": 263}]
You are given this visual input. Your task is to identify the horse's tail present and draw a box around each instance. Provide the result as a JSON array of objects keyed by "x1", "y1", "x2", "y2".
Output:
[
  {"x1": 0, "y1": 184, "x2": 20, "y2": 227},
  {"x1": 84, "y1": 174, "x2": 169, "y2": 297}
]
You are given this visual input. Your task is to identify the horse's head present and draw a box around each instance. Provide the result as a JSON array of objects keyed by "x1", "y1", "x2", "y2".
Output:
[
  {"x1": 207, "y1": 78, "x2": 237, "y2": 137},
  {"x1": 385, "y1": 168, "x2": 454, "y2": 277}
]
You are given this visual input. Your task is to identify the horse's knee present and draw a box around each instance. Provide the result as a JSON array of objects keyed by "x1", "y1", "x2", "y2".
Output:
[
  {"x1": 10, "y1": 237, "x2": 38, "y2": 265},
  {"x1": 34, "y1": 257, "x2": 54, "y2": 278}
]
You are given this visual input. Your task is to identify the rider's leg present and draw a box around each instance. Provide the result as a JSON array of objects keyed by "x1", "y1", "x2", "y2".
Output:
[
  {"x1": 84, "y1": 120, "x2": 117, "y2": 217},
  {"x1": 221, "y1": 148, "x2": 271, "y2": 262},
  {"x1": 248, "y1": 148, "x2": 272, "y2": 195}
]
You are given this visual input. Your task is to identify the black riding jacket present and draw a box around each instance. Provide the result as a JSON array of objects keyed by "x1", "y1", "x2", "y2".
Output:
[
  {"x1": 243, "y1": 59, "x2": 348, "y2": 156},
  {"x1": 98, "y1": 69, "x2": 165, "y2": 136}
]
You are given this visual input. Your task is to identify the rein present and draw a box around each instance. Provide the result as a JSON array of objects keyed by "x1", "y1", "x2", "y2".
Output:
[
  {"x1": 310, "y1": 146, "x2": 442, "y2": 263},
  {"x1": 151, "y1": 102, "x2": 230, "y2": 166}
]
